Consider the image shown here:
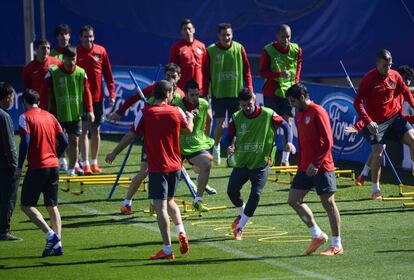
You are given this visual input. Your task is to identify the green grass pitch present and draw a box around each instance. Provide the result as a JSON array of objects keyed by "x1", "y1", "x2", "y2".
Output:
[{"x1": 1, "y1": 136, "x2": 413, "y2": 280}]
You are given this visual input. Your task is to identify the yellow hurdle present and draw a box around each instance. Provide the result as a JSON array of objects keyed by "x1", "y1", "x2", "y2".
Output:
[
  {"x1": 399, "y1": 184, "x2": 414, "y2": 196},
  {"x1": 403, "y1": 202, "x2": 414, "y2": 207},
  {"x1": 382, "y1": 197, "x2": 414, "y2": 201},
  {"x1": 60, "y1": 174, "x2": 119, "y2": 180}
]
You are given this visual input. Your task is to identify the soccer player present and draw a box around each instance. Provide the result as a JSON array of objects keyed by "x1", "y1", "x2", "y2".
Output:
[
  {"x1": 170, "y1": 19, "x2": 206, "y2": 92},
  {"x1": 259, "y1": 24, "x2": 302, "y2": 166},
  {"x1": 285, "y1": 83, "x2": 343, "y2": 256},
  {"x1": 176, "y1": 80, "x2": 214, "y2": 212},
  {"x1": 203, "y1": 22, "x2": 253, "y2": 165},
  {"x1": 45, "y1": 45, "x2": 94, "y2": 176},
  {"x1": 16, "y1": 89, "x2": 68, "y2": 256},
  {"x1": 106, "y1": 80, "x2": 193, "y2": 260},
  {"x1": 354, "y1": 50, "x2": 414, "y2": 200},
  {"x1": 77, "y1": 25, "x2": 115, "y2": 174},
  {"x1": 22, "y1": 39, "x2": 61, "y2": 109},
  {"x1": 227, "y1": 88, "x2": 294, "y2": 240},
  {"x1": 353, "y1": 65, "x2": 414, "y2": 187},
  {"x1": 50, "y1": 24, "x2": 71, "y2": 61},
  {"x1": 0, "y1": 82, "x2": 20, "y2": 241}
]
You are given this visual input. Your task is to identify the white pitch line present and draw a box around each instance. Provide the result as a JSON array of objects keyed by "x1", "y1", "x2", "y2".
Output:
[{"x1": 65, "y1": 202, "x2": 335, "y2": 280}]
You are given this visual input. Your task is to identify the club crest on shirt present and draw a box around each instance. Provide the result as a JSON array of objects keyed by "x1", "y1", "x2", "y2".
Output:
[
  {"x1": 196, "y1": 47, "x2": 203, "y2": 55},
  {"x1": 93, "y1": 54, "x2": 101, "y2": 62},
  {"x1": 305, "y1": 116, "x2": 310, "y2": 124},
  {"x1": 387, "y1": 79, "x2": 396, "y2": 88}
]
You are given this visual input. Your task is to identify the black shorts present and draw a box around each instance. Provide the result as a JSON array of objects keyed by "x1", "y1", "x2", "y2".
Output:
[
  {"x1": 21, "y1": 167, "x2": 59, "y2": 207},
  {"x1": 148, "y1": 170, "x2": 181, "y2": 200},
  {"x1": 362, "y1": 114, "x2": 412, "y2": 145},
  {"x1": 83, "y1": 102, "x2": 105, "y2": 124},
  {"x1": 211, "y1": 97, "x2": 239, "y2": 119},
  {"x1": 291, "y1": 171, "x2": 337, "y2": 195},
  {"x1": 263, "y1": 96, "x2": 293, "y2": 117},
  {"x1": 182, "y1": 150, "x2": 210, "y2": 162},
  {"x1": 60, "y1": 120, "x2": 81, "y2": 136}
]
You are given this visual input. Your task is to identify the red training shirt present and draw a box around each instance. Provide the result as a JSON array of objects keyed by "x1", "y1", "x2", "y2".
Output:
[
  {"x1": 22, "y1": 56, "x2": 61, "y2": 109},
  {"x1": 131, "y1": 103, "x2": 189, "y2": 172},
  {"x1": 76, "y1": 44, "x2": 115, "y2": 102},
  {"x1": 259, "y1": 41, "x2": 302, "y2": 98},
  {"x1": 202, "y1": 41, "x2": 253, "y2": 97},
  {"x1": 169, "y1": 38, "x2": 206, "y2": 92},
  {"x1": 295, "y1": 102, "x2": 335, "y2": 173},
  {"x1": 18, "y1": 107, "x2": 63, "y2": 171},
  {"x1": 354, "y1": 68, "x2": 414, "y2": 125}
]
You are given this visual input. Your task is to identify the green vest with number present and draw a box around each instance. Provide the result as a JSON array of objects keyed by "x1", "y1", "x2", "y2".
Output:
[
  {"x1": 49, "y1": 66, "x2": 85, "y2": 122},
  {"x1": 233, "y1": 107, "x2": 275, "y2": 169},
  {"x1": 264, "y1": 42, "x2": 300, "y2": 97},
  {"x1": 176, "y1": 98, "x2": 214, "y2": 155},
  {"x1": 207, "y1": 41, "x2": 244, "y2": 99}
]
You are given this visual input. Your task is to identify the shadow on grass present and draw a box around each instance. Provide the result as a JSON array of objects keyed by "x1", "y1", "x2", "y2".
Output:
[
  {"x1": 113, "y1": 254, "x2": 307, "y2": 268},
  {"x1": 376, "y1": 249, "x2": 414, "y2": 253},
  {"x1": 0, "y1": 258, "x2": 148, "y2": 270},
  {"x1": 63, "y1": 217, "x2": 156, "y2": 229}
]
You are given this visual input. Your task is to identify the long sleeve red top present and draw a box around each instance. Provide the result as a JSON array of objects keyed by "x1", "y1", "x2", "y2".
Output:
[
  {"x1": 22, "y1": 56, "x2": 61, "y2": 108},
  {"x1": 295, "y1": 102, "x2": 335, "y2": 173},
  {"x1": 354, "y1": 68, "x2": 414, "y2": 125},
  {"x1": 202, "y1": 41, "x2": 253, "y2": 97},
  {"x1": 76, "y1": 44, "x2": 115, "y2": 102},
  {"x1": 259, "y1": 41, "x2": 302, "y2": 98},
  {"x1": 169, "y1": 38, "x2": 206, "y2": 92}
]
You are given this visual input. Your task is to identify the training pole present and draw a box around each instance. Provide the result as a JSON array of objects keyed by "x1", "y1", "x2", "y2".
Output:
[
  {"x1": 340, "y1": 60, "x2": 404, "y2": 184},
  {"x1": 107, "y1": 67, "x2": 160, "y2": 200}
]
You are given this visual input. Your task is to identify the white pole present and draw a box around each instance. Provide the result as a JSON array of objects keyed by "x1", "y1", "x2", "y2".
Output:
[{"x1": 23, "y1": 0, "x2": 35, "y2": 63}]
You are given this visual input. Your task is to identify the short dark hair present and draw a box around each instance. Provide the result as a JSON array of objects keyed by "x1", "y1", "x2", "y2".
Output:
[
  {"x1": 22, "y1": 89, "x2": 39, "y2": 105},
  {"x1": 0, "y1": 82, "x2": 16, "y2": 100},
  {"x1": 63, "y1": 45, "x2": 77, "y2": 58},
  {"x1": 34, "y1": 39, "x2": 50, "y2": 49},
  {"x1": 376, "y1": 49, "x2": 392, "y2": 61},
  {"x1": 218, "y1": 22, "x2": 232, "y2": 33},
  {"x1": 184, "y1": 79, "x2": 199, "y2": 93},
  {"x1": 153, "y1": 80, "x2": 173, "y2": 100},
  {"x1": 180, "y1": 19, "x2": 193, "y2": 29},
  {"x1": 285, "y1": 83, "x2": 308, "y2": 100},
  {"x1": 53, "y1": 24, "x2": 71, "y2": 37},
  {"x1": 277, "y1": 24, "x2": 291, "y2": 34},
  {"x1": 397, "y1": 65, "x2": 414, "y2": 79},
  {"x1": 164, "y1": 63, "x2": 181, "y2": 75},
  {"x1": 238, "y1": 88, "x2": 254, "y2": 101},
  {"x1": 80, "y1": 25, "x2": 94, "y2": 37}
]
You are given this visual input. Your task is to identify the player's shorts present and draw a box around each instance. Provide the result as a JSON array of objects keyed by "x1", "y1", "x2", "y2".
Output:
[
  {"x1": 148, "y1": 170, "x2": 181, "y2": 200},
  {"x1": 60, "y1": 120, "x2": 81, "y2": 136},
  {"x1": 263, "y1": 96, "x2": 293, "y2": 117},
  {"x1": 21, "y1": 167, "x2": 59, "y2": 207},
  {"x1": 82, "y1": 102, "x2": 105, "y2": 124},
  {"x1": 182, "y1": 150, "x2": 211, "y2": 162},
  {"x1": 211, "y1": 97, "x2": 239, "y2": 119},
  {"x1": 362, "y1": 113, "x2": 412, "y2": 145},
  {"x1": 291, "y1": 171, "x2": 337, "y2": 195}
]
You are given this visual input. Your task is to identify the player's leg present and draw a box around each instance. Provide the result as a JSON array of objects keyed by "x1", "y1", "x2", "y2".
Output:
[
  {"x1": 315, "y1": 171, "x2": 343, "y2": 256},
  {"x1": 90, "y1": 102, "x2": 105, "y2": 173},
  {"x1": 288, "y1": 172, "x2": 328, "y2": 254},
  {"x1": 234, "y1": 165, "x2": 269, "y2": 239},
  {"x1": 121, "y1": 161, "x2": 148, "y2": 215},
  {"x1": 79, "y1": 120, "x2": 92, "y2": 174},
  {"x1": 188, "y1": 151, "x2": 211, "y2": 211}
]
